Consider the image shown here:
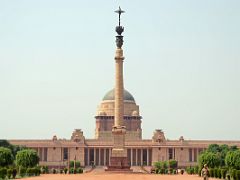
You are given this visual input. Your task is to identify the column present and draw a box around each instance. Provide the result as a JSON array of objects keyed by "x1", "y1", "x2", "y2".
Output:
[
  {"x1": 68, "y1": 148, "x2": 70, "y2": 174},
  {"x1": 94, "y1": 148, "x2": 96, "y2": 165},
  {"x1": 192, "y1": 148, "x2": 194, "y2": 162},
  {"x1": 147, "y1": 148, "x2": 149, "y2": 166},
  {"x1": 141, "y1": 149, "x2": 143, "y2": 166},
  {"x1": 104, "y1": 149, "x2": 106, "y2": 166},
  {"x1": 114, "y1": 48, "x2": 124, "y2": 127},
  {"x1": 131, "y1": 148, "x2": 133, "y2": 166},
  {"x1": 136, "y1": 149, "x2": 138, "y2": 166},
  {"x1": 88, "y1": 148, "x2": 90, "y2": 166},
  {"x1": 109, "y1": 148, "x2": 112, "y2": 165},
  {"x1": 98, "y1": 148, "x2": 101, "y2": 166}
]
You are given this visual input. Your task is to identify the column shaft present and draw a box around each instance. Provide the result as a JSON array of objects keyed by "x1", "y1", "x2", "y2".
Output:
[
  {"x1": 114, "y1": 49, "x2": 124, "y2": 127},
  {"x1": 131, "y1": 148, "x2": 133, "y2": 166},
  {"x1": 147, "y1": 148, "x2": 149, "y2": 166},
  {"x1": 94, "y1": 148, "x2": 96, "y2": 165}
]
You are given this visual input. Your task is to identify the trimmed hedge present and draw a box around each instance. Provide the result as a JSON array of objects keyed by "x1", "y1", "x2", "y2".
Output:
[{"x1": 0, "y1": 167, "x2": 7, "y2": 179}]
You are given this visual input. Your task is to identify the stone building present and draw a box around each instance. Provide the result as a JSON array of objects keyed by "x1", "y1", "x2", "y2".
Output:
[
  {"x1": 9, "y1": 88, "x2": 240, "y2": 168},
  {"x1": 9, "y1": 7, "x2": 240, "y2": 169}
]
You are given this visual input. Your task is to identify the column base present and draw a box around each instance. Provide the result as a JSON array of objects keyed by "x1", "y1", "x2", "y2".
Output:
[{"x1": 105, "y1": 157, "x2": 132, "y2": 172}]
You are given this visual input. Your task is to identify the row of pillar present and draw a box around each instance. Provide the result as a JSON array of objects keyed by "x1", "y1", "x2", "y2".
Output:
[{"x1": 85, "y1": 148, "x2": 151, "y2": 166}]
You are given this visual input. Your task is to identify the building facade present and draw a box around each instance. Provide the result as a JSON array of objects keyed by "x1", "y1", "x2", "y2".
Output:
[
  {"x1": 9, "y1": 7, "x2": 240, "y2": 169},
  {"x1": 9, "y1": 89, "x2": 240, "y2": 168}
]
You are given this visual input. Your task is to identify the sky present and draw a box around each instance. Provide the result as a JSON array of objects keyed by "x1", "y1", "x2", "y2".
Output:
[{"x1": 0, "y1": 0, "x2": 239, "y2": 140}]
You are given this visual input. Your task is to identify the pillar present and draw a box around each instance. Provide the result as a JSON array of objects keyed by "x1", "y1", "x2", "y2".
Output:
[
  {"x1": 141, "y1": 149, "x2": 143, "y2": 166},
  {"x1": 109, "y1": 148, "x2": 112, "y2": 165},
  {"x1": 131, "y1": 148, "x2": 133, "y2": 166},
  {"x1": 136, "y1": 149, "x2": 138, "y2": 166},
  {"x1": 114, "y1": 48, "x2": 124, "y2": 127},
  {"x1": 147, "y1": 148, "x2": 149, "y2": 166},
  {"x1": 104, "y1": 149, "x2": 106, "y2": 166},
  {"x1": 98, "y1": 148, "x2": 101, "y2": 166},
  {"x1": 88, "y1": 148, "x2": 90, "y2": 166},
  {"x1": 94, "y1": 148, "x2": 96, "y2": 165}
]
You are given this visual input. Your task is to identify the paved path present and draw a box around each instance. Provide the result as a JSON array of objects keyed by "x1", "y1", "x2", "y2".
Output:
[{"x1": 24, "y1": 174, "x2": 202, "y2": 180}]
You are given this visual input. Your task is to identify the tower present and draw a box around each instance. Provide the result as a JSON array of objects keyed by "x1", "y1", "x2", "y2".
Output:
[{"x1": 106, "y1": 7, "x2": 131, "y2": 171}]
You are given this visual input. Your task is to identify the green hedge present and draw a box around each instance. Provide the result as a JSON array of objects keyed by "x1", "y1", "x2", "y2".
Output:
[
  {"x1": 0, "y1": 167, "x2": 7, "y2": 179},
  {"x1": 221, "y1": 168, "x2": 227, "y2": 179}
]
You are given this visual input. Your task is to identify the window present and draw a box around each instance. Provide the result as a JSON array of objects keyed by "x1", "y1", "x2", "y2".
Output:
[
  {"x1": 168, "y1": 148, "x2": 173, "y2": 160},
  {"x1": 44, "y1": 148, "x2": 48, "y2": 162},
  {"x1": 189, "y1": 148, "x2": 192, "y2": 162},
  {"x1": 194, "y1": 149, "x2": 197, "y2": 162},
  {"x1": 63, "y1": 148, "x2": 68, "y2": 160}
]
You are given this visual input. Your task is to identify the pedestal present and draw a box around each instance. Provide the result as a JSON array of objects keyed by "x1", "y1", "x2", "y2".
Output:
[{"x1": 105, "y1": 126, "x2": 132, "y2": 172}]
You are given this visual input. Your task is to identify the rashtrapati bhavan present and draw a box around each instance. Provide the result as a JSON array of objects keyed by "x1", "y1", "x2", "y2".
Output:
[{"x1": 9, "y1": 7, "x2": 240, "y2": 169}]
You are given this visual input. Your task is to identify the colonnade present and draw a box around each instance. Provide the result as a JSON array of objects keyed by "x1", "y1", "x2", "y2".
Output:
[{"x1": 84, "y1": 148, "x2": 152, "y2": 166}]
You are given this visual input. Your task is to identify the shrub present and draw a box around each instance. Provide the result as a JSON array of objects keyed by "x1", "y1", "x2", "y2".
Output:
[
  {"x1": 164, "y1": 169, "x2": 168, "y2": 174},
  {"x1": 221, "y1": 169, "x2": 227, "y2": 179},
  {"x1": 60, "y1": 169, "x2": 63, "y2": 174},
  {"x1": 76, "y1": 168, "x2": 83, "y2": 174},
  {"x1": 0, "y1": 147, "x2": 14, "y2": 167},
  {"x1": 69, "y1": 167, "x2": 75, "y2": 174},
  {"x1": 41, "y1": 166, "x2": 49, "y2": 174},
  {"x1": 160, "y1": 168, "x2": 165, "y2": 174},
  {"x1": 213, "y1": 168, "x2": 218, "y2": 178},
  {"x1": 26, "y1": 167, "x2": 39, "y2": 176},
  {"x1": 168, "y1": 160, "x2": 177, "y2": 169},
  {"x1": 225, "y1": 150, "x2": 240, "y2": 170},
  {"x1": 230, "y1": 169, "x2": 237, "y2": 180},
  {"x1": 169, "y1": 168, "x2": 173, "y2": 174},
  {"x1": 194, "y1": 166, "x2": 199, "y2": 174},
  {"x1": 236, "y1": 170, "x2": 240, "y2": 180},
  {"x1": 154, "y1": 162, "x2": 161, "y2": 169},
  {"x1": 64, "y1": 167, "x2": 68, "y2": 174},
  {"x1": 198, "y1": 151, "x2": 221, "y2": 168},
  {"x1": 180, "y1": 169, "x2": 184, "y2": 175},
  {"x1": 198, "y1": 168, "x2": 201, "y2": 177},
  {"x1": 7, "y1": 168, "x2": 13, "y2": 179},
  {"x1": 0, "y1": 167, "x2": 7, "y2": 179},
  {"x1": 35, "y1": 166, "x2": 41, "y2": 176},
  {"x1": 186, "y1": 167, "x2": 194, "y2": 175},
  {"x1": 16, "y1": 149, "x2": 39, "y2": 168},
  {"x1": 52, "y1": 168, "x2": 57, "y2": 174},
  {"x1": 70, "y1": 161, "x2": 74, "y2": 168},
  {"x1": 20, "y1": 167, "x2": 27, "y2": 177},
  {"x1": 217, "y1": 168, "x2": 221, "y2": 179},
  {"x1": 26, "y1": 168, "x2": 32, "y2": 176},
  {"x1": 76, "y1": 161, "x2": 81, "y2": 168},
  {"x1": 209, "y1": 168, "x2": 214, "y2": 177}
]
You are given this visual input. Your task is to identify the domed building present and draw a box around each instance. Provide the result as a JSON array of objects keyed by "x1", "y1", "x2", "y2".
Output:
[
  {"x1": 95, "y1": 89, "x2": 142, "y2": 140},
  {"x1": 9, "y1": 7, "x2": 240, "y2": 170}
]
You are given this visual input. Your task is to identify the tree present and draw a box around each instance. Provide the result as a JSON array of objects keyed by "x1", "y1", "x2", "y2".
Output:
[
  {"x1": 198, "y1": 151, "x2": 221, "y2": 168},
  {"x1": 230, "y1": 146, "x2": 238, "y2": 151},
  {"x1": 16, "y1": 149, "x2": 39, "y2": 168},
  {"x1": 0, "y1": 139, "x2": 27, "y2": 157},
  {"x1": 0, "y1": 147, "x2": 14, "y2": 167},
  {"x1": 207, "y1": 144, "x2": 221, "y2": 153},
  {"x1": 226, "y1": 150, "x2": 240, "y2": 170}
]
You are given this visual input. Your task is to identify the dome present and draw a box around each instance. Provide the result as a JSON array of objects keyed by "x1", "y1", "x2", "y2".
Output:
[
  {"x1": 103, "y1": 88, "x2": 135, "y2": 102},
  {"x1": 132, "y1": 110, "x2": 139, "y2": 116}
]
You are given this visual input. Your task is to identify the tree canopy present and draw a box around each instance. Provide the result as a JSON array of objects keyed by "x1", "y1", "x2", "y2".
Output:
[
  {"x1": 16, "y1": 149, "x2": 39, "y2": 168},
  {"x1": 0, "y1": 147, "x2": 14, "y2": 167}
]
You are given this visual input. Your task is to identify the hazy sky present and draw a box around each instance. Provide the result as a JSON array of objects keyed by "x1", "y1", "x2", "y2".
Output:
[{"x1": 0, "y1": 0, "x2": 239, "y2": 140}]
